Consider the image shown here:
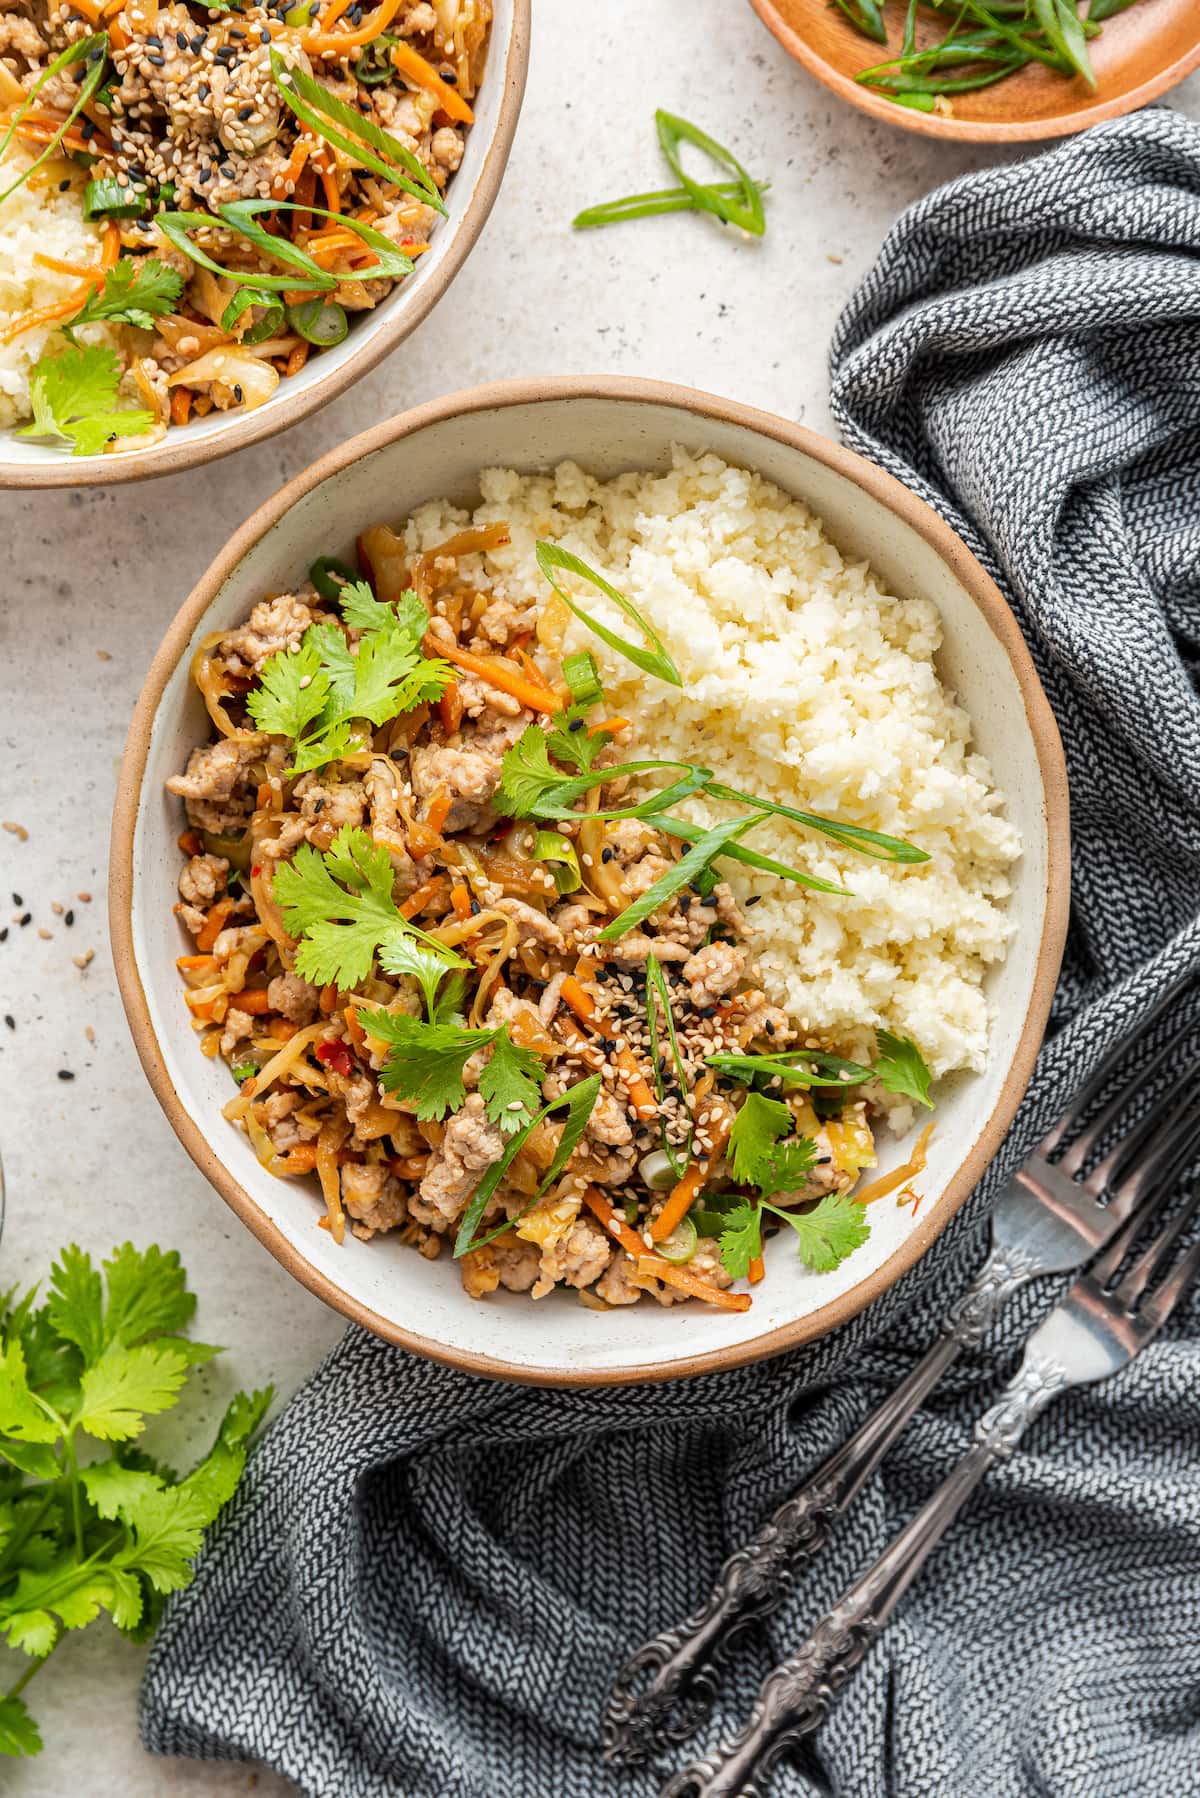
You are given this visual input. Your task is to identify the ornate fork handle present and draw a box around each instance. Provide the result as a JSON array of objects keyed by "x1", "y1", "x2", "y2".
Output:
[
  {"x1": 604, "y1": 1241, "x2": 1037, "y2": 1766},
  {"x1": 658, "y1": 1351, "x2": 1069, "y2": 1798}
]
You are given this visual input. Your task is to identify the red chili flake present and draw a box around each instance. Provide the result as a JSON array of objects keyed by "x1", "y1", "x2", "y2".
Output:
[
  {"x1": 251, "y1": 864, "x2": 261, "y2": 877},
  {"x1": 315, "y1": 1038, "x2": 354, "y2": 1078}
]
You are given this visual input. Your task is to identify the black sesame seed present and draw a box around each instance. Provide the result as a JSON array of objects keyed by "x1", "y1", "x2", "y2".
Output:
[
  {"x1": 191, "y1": 33, "x2": 205, "y2": 50},
  {"x1": 259, "y1": 26, "x2": 270, "y2": 39},
  {"x1": 59, "y1": 177, "x2": 71, "y2": 191},
  {"x1": 81, "y1": 119, "x2": 96, "y2": 139},
  {"x1": 600, "y1": 846, "x2": 613, "y2": 863},
  {"x1": 229, "y1": 26, "x2": 246, "y2": 38},
  {"x1": 18, "y1": 913, "x2": 31, "y2": 927},
  {"x1": 199, "y1": 81, "x2": 209, "y2": 97},
  {"x1": 199, "y1": 166, "x2": 213, "y2": 181},
  {"x1": 220, "y1": 162, "x2": 235, "y2": 178},
  {"x1": 439, "y1": 67, "x2": 457, "y2": 84},
  {"x1": 567, "y1": 716, "x2": 585, "y2": 732},
  {"x1": 764, "y1": 1019, "x2": 775, "y2": 1036},
  {"x1": 57, "y1": 1069, "x2": 75, "y2": 1082},
  {"x1": 0, "y1": 929, "x2": 7, "y2": 943},
  {"x1": 233, "y1": 382, "x2": 244, "y2": 402},
  {"x1": 237, "y1": 104, "x2": 253, "y2": 119},
  {"x1": 469, "y1": 898, "x2": 481, "y2": 915},
  {"x1": 146, "y1": 53, "x2": 165, "y2": 66},
  {"x1": 146, "y1": 32, "x2": 162, "y2": 46},
  {"x1": 3, "y1": 1015, "x2": 13, "y2": 1030},
  {"x1": 11, "y1": 893, "x2": 21, "y2": 906},
  {"x1": 176, "y1": 29, "x2": 188, "y2": 45},
  {"x1": 65, "y1": 909, "x2": 75, "y2": 927},
  {"x1": 745, "y1": 894, "x2": 763, "y2": 906}
]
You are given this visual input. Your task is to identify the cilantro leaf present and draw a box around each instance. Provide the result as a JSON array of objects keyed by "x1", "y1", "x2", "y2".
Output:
[
  {"x1": 545, "y1": 708, "x2": 610, "y2": 774},
  {"x1": 477, "y1": 1031, "x2": 545, "y2": 1134},
  {"x1": 727, "y1": 1092, "x2": 791, "y2": 1187},
  {"x1": 874, "y1": 1030, "x2": 934, "y2": 1109},
  {"x1": 112, "y1": 1483, "x2": 212, "y2": 1594},
  {"x1": 372, "y1": 1014, "x2": 495, "y2": 1120},
  {"x1": 74, "y1": 1341, "x2": 191, "y2": 1442},
  {"x1": 0, "y1": 1342, "x2": 60, "y2": 1446},
  {"x1": 377, "y1": 930, "x2": 467, "y2": 1021},
  {"x1": 68, "y1": 256, "x2": 182, "y2": 333},
  {"x1": 497, "y1": 724, "x2": 561, "y2": 816},
  {"x1": 274, "y1": 826, "x2": 401, "y2": 989},
  {"x1": 102, "y1": 1243, "x2": 197, "y2": 1349},
  {"x1": 0, "y1": 1695, "x2": 42, "y2": 1759},
  {"x1": 46, "y1": 1246, "x2": 104, "y2": 1365},
  {"x1": 245, "y1": 637, "x2": 330, "y2": 741},
  {"x1": 17, "y1": 345, "x2": 154, "y2": 458},
  {"x1": 757, "y1": 1136, "x2": 818, "y2": 1200},
  {"x1": 717, "y1": 1202, "x2": 763, "y2": 1282},
  {"x1": 338, "y1": 580, "x2": 427, "y2": 640},
  {"x1": 344, "y1": 622, "x2": 450, "y2": 725},
  {"x1": 80, "y1": 1459, "x2": 163, "y2": 1522},
  {"x1": 765, "y1": 1190, "x2": 870, "y2": 1273}
]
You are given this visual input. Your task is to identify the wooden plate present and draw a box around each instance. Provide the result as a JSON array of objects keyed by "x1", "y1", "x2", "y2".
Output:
[{"x1": 750, "y1": 0, "x2": 1200, "y2": 141}]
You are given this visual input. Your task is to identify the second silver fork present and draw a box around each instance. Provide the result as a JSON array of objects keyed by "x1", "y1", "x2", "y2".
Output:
[{"x1": 605, "y1": 997, "x2": 1200, "y2": 1765}]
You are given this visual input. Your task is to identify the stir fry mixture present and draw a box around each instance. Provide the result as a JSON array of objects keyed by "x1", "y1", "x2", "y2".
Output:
[
  {"x1": 0, "y1": 0, "x2": 487, "y2": 453},
  {"x1": 167, "y1": 522, "x2": 937, "y2": 1311}
]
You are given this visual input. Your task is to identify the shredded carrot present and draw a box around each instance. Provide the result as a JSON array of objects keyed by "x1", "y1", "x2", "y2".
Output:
[
  {"x1": 274, "y1": 1143, "x2": 319, "y2": 1175},
  {"x1": 285, "y1": 340, "x2": 310, "y2": 379},
  {"x1": 320, "y1": 166, "x2": 341, "y2": 214},
  {"x1": 32, "y1": 253, "x2": 105, "y2": 282},
  {"x1": 316, "y1": 0, "x2": 353, "y2": 27},
  {"x1": 581, "y1": 1187, "x2": 751, "y2": 1313},
  {"x1": 272, "y1": 136, "x2": 311, "y2": 199},
  {"x1": 429, "y1": 638, "x2": 560, "y2": 713},
  {"x1": 439, "y1": 683, "x2": 464, "y2": 735},
  {"x1": 233, "y1": 987, "x2": 272, "y2": 1016},
  {"x1": 107, "y1": 17, "x2": 129, "y2": 48},
  {"x1": 10, "y1": 119, "x2": 103, "y2": 155},
  {"x1": 196, "y1": 898, "x2": 236, "y2": 953},
  {"x1": 399, "y1": 876, "x2": 446, "y2": 920},
  {"x1": 175, "y1": 953, "x2": 217, "y2": 973},
  {"x1": 184, "y1": 992, "x2": 217, "y2": 1020},
  {"x1": 319, "y1": 983, "x2": 339, "y2": 1014},
  {"x1": 390, "y1": 39, "x2": 474, "y2": 123},
  {"x1": 561, "y1": 975, "x2": 598, "y2": 1025},
  {"x1": 589, "y1": 716, "x2": 630, "y2": 737},
  {"x1": 343, "y1": 1005, "x2": 367, "y2": 1056},
  {"x1": 855, "y1": 1120, "x2": 935, "y2": 1206},
  {"x1": 0, "y1": 291, "x2": 86, "y2": 345},
  {"x1": 268, "y1": 1017, "x2": 298, "y2": 1042},
  {"x1": 178, "y1": 829, "x2": 202, "y2": 856},
  {"x1": 748, "y1": 1254, "x2": 765, "y2": 1285},
  {"x1": 70, "y1": 0, "x2": 102, "y2": 19},
  {"x1": 424, "y1": 790, "x2": 452, "y2": 836},
  {"x1": 560, "y1": 978, "x2": 657, "y2": 1121},
  {"x1": 450, "y1": 883, "x2": 472, "y2": 922},
  {"x1": 170, "y1": 386, "x2": 193, "y2": 427},
  {"x1": 101, "y1": 221, "x2": 120, "y2": 267},
  {"x1": 301, "y1": 0, "x2": 404, "y2": 55},
  {"x1": 650, "y1": 1161, "x2": 708, "y2": 1243}
]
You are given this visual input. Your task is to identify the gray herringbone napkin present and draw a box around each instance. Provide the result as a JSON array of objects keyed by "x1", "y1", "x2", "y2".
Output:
[{"x1": 141, "y1": 110, "x2": 1200, "y2": 1797}]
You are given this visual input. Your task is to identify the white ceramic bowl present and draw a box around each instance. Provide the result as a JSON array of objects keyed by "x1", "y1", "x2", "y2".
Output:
[
  {"x1": 111, "y1": 377, "x2": 1070, "y2": 1385},
  {"x1": 0, "y1": 2, "x2": 528, "y2": 490}
]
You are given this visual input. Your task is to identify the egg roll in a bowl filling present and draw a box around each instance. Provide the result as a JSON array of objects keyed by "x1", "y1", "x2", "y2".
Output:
[{"x1": 166, "y1": 452, "x2": 1020, "y2": 1312}]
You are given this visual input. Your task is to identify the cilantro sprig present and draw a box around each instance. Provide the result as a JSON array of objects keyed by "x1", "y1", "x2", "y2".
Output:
[
  {"x1": 369, "y1": 1013, "x2": 545, "y2": 1133},
  {"x1": 66, "y1": 258, "x2": 182, "y2": 334},
  {"x1": 708, "y1": 1032, "x2": 933, "y2": 1108},
  {"x1": 273, "y1": 826, "x2": 463, "y2": 992},
  {"x1": 17, "y1": 345, "x2": 154, "y2": 459},
  {"x1": 715, "y1": 1091, "x2": 868, "y2": 1279},
  {"x1": 245, "y1": 581, "x2": 451, "y2": 775},
  {"x1": 0, "y1": 1245, "x2": 271, "y2": 1761}
]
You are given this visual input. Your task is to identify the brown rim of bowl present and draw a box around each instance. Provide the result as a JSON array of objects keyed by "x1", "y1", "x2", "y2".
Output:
[
  {"x1": 109, "y1": 373, "x2": 1071, "y2": 1387},
  {"x1": 0, "y1": 3, "x2": 530, "y2": 492},
  {"x1": 749, "y1": 0, "x2": 1200, "y2": 143}
]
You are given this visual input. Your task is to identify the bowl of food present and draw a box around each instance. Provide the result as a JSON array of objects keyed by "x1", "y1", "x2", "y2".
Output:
[
  {"x1": 111, "y1": 375, "x2": 1070, "y2": 1384},
  {"x1": 0, "y1": 0, "x2": 527, "y2": 486},
  {"x1": 751, "y1": 0, "x2": 1200, "y2": 142}
]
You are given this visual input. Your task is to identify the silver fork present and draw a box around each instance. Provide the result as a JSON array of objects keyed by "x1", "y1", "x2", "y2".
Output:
[
  {"x1": 605, "y1": 989, "x2": 1200, "y2": 1766},
  {"x1": 658, "y1": 1168, "x2": 1200, "y2": 1797}
]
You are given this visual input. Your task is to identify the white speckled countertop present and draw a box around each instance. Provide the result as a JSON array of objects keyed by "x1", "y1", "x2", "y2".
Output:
[{"x1": 0, "y1": 2, "x2": 1196, "y2": 1789}]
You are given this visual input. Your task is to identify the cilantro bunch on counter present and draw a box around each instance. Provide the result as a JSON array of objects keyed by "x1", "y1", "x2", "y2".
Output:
[{"x1": 0, "y1": 1244, "x2": 271, "y2": 1760}]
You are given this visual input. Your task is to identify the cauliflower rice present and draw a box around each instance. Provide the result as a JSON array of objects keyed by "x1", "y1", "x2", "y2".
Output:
[
  {"x1": 404, "y1": 450, "x2": 1021, "y2": 1082},
  {"x1": 0, "y1": 145, "x2": 113, "y2": 428}
]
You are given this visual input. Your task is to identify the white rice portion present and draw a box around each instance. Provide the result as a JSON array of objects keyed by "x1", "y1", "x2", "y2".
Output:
[
  {"x1": 404, "y1": 450, "x2": 1022, "y2": 1083},
  {"x1": 0, "y1": 146, "x2": 114, "y2": 428}
]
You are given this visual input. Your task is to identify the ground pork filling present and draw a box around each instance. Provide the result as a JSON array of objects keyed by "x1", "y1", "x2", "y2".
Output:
[
  {"x1": 0, "y1": 0, "x2": 488, "y2": 445},
  {"x1": 167, "y1": 456, "x2": 1018, "y2": 1310}
]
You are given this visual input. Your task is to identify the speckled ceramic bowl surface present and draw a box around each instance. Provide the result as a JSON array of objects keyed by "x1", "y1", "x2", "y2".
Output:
[{"x1": 111, "y1": 376, "x2": 1070, "y2": 1385}]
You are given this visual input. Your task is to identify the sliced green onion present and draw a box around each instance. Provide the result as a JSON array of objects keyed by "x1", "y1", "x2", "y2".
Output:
[
  {"x1": 562, "y1": 648, "x2": 603, "y2": 707},
  {"x1": 286, "y1": 298, "x2": 349, "y2": 346},
  {"x1": 83, "y1": 176, "x2": 146, "y2": 220},
  {"x1": 705, "y1": 781, "x2": 928, "y2": 865},
  {"x1": 830, "y1": 0, "x2": 888, "y2": 42},
  {"x1": 573, "y1": 179, "x2": 769, "y2": 232},
  {"x1": 284, "y1": 0, "x2": 319, "y2": 20},
  {"x1": 654, "y1": 110, "x2": 765, "y2": 237},
  {"x1": 706, "y1": 1050, "x2": 874, "y2": 1089},
  {"x1": 534, "y1": 541, "x2": 681, "y2": 687},
  {"x1": 645, "y1": 951, "x2": 691, "y2": 1177},
  {"x1": 0, "y1": 34, "x2": 108, "y2": 206},
  {"x1": 598, "y1": 815, "x2": 757, "y2": 942},
  {"x1": 353, "y1": 33, "x2": 398, "y2": 83},
  {"x1": 655, "y1": 814, "x2": 851, "y2": 898},
  {"x1": 532, "y1": 829, "x2": 581, "y2": 894},
  {"x1": 157, "y1": 198, "x2": 412, "y2": 294},
  {"x1": 230, "y1": 1061, "x2": 258, "y2": 1084},
  {"x1": 1031, "y1": 0, "x2": 1096, "y2": 88},
  {"x1": 453, "y1": 1075, "x2": 601, "y2": 1257},
  {"x1": 221, "y1": 286, "x2": 285, "y2": 344},
  {"x1": 656, "y1": 1217, "x2": 697, "y2": 1265},
  {"x1": 269, "y1": 51, "x2": 445, "y2": 214},
  {"x1": 890, "y1": 92, "x2": 939, "y2": 110},
  {"x1": 310, "y1": 555, "x2": 358, "y2": 603}
]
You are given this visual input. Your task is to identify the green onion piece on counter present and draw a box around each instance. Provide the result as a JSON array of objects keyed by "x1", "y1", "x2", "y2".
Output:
[
  {"x1": 573, "y1": 180, "x2": 769, "y2": 232},
  {"x1": 221, "y1": 286, "x2": 285, "y2": 344},
  {"x1": 310, "y1": 555, "x2": 359, "y2": 603},
  {"x1": 534, "y1": 541, "x2": 682, "y2": 687},
  {"x1": 562, "y1": 648, "x2": 604, "y2": 707},
  {"x1": 270, "y1": 52, "x2": 445, "y2": 214},
  {"x1": 654, "y1": 110, "x2": 766, "y2": 237},
  {"x1": 82, "y1": 177, "x2": 147, "y2": 220},
  {"x1": 532, "y1": 829, "x2": 582, "y2": 894},
  {"x1": 0, "y1": 33, "x2": 108, "y2": 205},
  {"x1": 286, "y1": 298, "x2": 350, "y2": 347}
]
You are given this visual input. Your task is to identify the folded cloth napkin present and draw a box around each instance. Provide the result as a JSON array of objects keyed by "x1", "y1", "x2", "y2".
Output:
[{"x1": 141, "y1": 110, "x2": 1200, "y2": 1797}]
